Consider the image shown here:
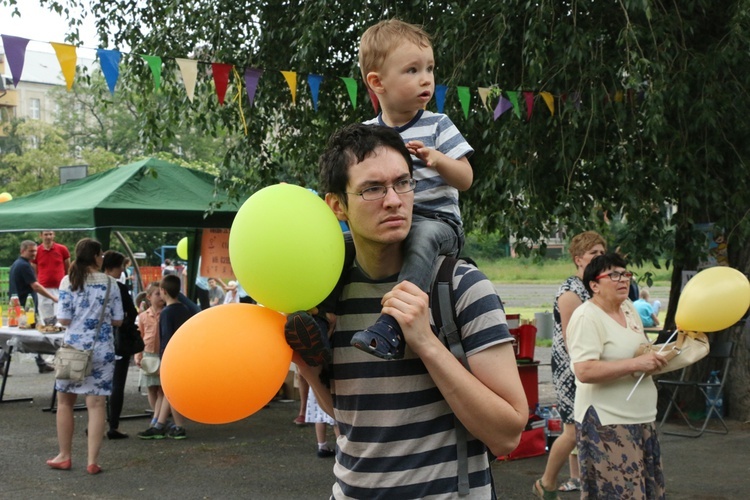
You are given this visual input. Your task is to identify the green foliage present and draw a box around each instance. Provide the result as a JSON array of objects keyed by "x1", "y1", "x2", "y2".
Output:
[
  {"x1": 463, "y1": 231, "x2": 509, "y2": 260},
  {"x1": 10, "y1": 0, "x2": 748, "y2": 274}
]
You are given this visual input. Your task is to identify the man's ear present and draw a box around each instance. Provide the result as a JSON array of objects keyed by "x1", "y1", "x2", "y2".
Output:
[
  {"x1": 366, "y1": 71, "x2": 385, "y2": 95},
  {"x1": 326, "y1": 193, "x2": 348, "y2": 222}
]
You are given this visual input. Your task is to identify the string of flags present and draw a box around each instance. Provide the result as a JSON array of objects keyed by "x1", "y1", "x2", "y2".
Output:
[{"x1": 3, "y1": 33, "x2": 641, "y2": 129}]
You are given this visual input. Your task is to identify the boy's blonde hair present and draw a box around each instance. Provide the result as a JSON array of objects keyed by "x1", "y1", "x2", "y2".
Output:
[
  {"x1": 359, "y1": 19, "x2": 432, "y2": 89},
  {"x1": 568, "y1": 231, "x2": 606, "y2": 262}
]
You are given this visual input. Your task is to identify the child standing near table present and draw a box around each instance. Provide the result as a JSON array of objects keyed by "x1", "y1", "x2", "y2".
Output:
[
  {"x1": 135, "y1": 282, "x2": 165, "y2": 429},
  {"x1": 137, "y1": 275, "x2": 191, "y2": 440}
]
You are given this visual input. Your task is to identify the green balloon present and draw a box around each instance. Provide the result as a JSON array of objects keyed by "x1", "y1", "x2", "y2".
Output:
[
  {"x1": 177, "y1": 237, "x2": 189, "y2": 260},
  {"x1": 229, "y1": 184, "x2": 345, "y2": 313}
]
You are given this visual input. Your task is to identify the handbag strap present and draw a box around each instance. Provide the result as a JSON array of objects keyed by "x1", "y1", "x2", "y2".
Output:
[{"x1": 90, "y1": 277, "x2": 112, "y2": 352}]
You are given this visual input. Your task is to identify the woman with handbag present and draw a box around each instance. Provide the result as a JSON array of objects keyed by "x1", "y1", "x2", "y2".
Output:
[
  {"x1": 103, "y1": 250, "x2": 143, "y2": 440},
  {"x1": 567, "y1": 253, "x2": 669, "y2": 499},
  {"x1": 47, "y1": 238, "x2": 124, "y2": 475}
]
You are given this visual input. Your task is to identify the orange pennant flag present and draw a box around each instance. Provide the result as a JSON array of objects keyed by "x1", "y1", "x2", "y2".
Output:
[
  {"x1": 50, "y1": 42, "x2": 77, "y2": 91},
  {"x1": 539, "y1": 91, "x2": 555, "y2": 116},
  {"x1": 280, "y1": 71, "x2": 297, "y2": 105}
]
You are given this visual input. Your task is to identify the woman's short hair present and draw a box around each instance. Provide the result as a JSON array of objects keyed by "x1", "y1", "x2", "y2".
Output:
[
  {"x1": 568, "y1": 231, "x2": 606, "y2": 263},
  {"x1": 583, "y1": 253, "x2": 628, "y2": 295}
]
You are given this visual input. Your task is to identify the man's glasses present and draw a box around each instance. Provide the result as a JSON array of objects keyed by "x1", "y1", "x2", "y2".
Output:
[
  {"x1": 346, "y1": 178, "x2": 417, "y2": 201},
  {"x1": 595, "y1": 270, "x2": 634, "y2": 282}
]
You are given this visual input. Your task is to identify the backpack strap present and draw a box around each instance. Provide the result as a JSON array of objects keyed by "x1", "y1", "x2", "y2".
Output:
[{"x1": 430, "y1": 256, "x2": 472, "y2": 496}]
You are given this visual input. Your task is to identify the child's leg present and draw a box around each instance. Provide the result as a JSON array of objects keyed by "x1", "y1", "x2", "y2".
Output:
[
  {"x1": 351, "y1": 215, "x2": 460, "y2": 360},
  {"x1": 400, "y1": 215, "x2": 461, "y2": 292}
]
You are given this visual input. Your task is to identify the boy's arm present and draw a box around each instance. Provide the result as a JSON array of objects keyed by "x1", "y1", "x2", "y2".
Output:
[{"x1": 405, "y1": 141, "x2": 473, "y2": 191}]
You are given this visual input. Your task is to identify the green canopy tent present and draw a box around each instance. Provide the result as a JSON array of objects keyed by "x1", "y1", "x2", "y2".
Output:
[{"x1": 0, "y1": 158, "x2": 247, "y2": 299}]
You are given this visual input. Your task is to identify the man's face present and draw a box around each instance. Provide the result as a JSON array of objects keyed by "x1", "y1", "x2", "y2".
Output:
[
  {"x1": 328, "y1": 146, "x2": 413, "y2": 248},
  {"x1": 208, "y1": 278, "x2": 217, "y2": 288},
  {"x1": 22, "y1": 244, "x2": 38, "y2": 260},
  {"x1": 41, "y1": 231, "x2": 55, "y2": 245}
]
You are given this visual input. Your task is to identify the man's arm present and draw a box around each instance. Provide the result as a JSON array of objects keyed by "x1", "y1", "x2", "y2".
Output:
[
  {"x1": 381, "y1": 281, "x2": 528, "y2": 457},
  {"x1": 31, "y1": 282, "x2": 58, "y2": 302},
  {"x1": 63, "y1": 257, "x2": 71, "y2": 275},
  {"x1": 293, "y1": 356, "x2": 334, "y2": 417}
]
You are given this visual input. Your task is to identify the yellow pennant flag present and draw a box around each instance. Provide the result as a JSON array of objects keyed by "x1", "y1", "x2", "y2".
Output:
[
  {"x1": 477, "y1": 87, "x2": 491, "y2": 110},
  {"x1": 539, "y1": 91, "x2": 555, "y2": 116},
  {"x1": 281, "y1": 71, "x2": 297, "y2": 105},
  {"x1": 175, "y1": 58, "x2": 198, "y2": 102},
  {"x1": 50, "y1": 42, "x2": 77, "y2": 91}
]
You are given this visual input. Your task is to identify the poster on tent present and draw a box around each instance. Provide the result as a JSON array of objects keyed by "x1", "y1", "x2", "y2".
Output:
[
  {"x1": 694, "y1": 222, "x2": 729, "y2": 269},
  {"x1": 200, "y1": 228, "x2": 236, "y2": 280}
]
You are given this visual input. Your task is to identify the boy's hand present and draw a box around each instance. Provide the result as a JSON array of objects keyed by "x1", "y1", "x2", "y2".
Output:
[{"x1": 405, "y1": 140, "x2": 442, "y2": 170}]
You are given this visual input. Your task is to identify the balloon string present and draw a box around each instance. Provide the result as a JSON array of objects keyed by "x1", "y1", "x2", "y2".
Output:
[{"x1": 626, "y1": 329, "x2": 678, "y2": 401}]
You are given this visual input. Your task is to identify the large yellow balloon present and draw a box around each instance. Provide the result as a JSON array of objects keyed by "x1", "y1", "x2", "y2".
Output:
[
  {"x1": 161, "y1": 304, "x2": 290, "y2": 424},
  {"x1": 229, "y1": 184, "x2": 345, "y2": 313},
  {"x1": 0, "y1": 192, "x2": 12, "y2": 203},
  {"x1": 176, "y1": 237, "x2": 188, "y2": 260},
  {"x1": 675, "y1": 266, "x2": 750, "y2": 332}
]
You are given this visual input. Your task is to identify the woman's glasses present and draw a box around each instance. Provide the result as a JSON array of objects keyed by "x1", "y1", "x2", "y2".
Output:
[{"x1": 595, "y1": 270, "x2": 633, "y2": 282}]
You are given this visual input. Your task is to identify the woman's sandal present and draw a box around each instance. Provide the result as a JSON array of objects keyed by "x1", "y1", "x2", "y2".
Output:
[
  {"x1": 558, "y1": 477, "x2": 581, "y2": 492},
  {"x1": 532, "y1": 478, "x2": 559, "y2": 500}
]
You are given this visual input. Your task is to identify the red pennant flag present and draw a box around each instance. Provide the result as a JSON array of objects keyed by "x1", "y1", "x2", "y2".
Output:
[
  {"x1": 211, "y1": 63, "x2": 233, "y2": 105},
  {"x1": 523, "y1": 91, "x2": 535, "y2": 121},
  {"x1": 367, "y1": 89, "x2": 379, "y2": 114}
]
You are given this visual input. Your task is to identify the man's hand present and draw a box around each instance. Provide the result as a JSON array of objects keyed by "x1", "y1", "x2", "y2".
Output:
[{"x1": 380, "y1": 281, "x2": 437, "y2": 356}]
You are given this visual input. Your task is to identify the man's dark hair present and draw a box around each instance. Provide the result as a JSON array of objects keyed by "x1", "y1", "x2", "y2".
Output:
[
  {"x1": 160, "y1": 274, "x2": 182, "y2": 299},
  {"x1": 582, "y1": 253, "x2": 629, "y2": 295},
  {"x1": 319, "y1": 123, "x2": 413, "y2": 206},
  {"x1": 102, "y1": 250, "x2": 126, "y2": 271}
]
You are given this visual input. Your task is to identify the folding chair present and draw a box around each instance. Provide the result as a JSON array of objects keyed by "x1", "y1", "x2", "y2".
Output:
[{"x1": 657, "y1": 339, "x2": 734, "y2": 437}]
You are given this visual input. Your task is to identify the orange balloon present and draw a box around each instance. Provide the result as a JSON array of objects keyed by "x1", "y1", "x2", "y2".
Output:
[{"x1": 161, "y1": 303, "x2": 291, "y2": 424}]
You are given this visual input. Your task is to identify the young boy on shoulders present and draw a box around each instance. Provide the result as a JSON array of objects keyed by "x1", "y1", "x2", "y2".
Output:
[
  {"x1": 137, "y1": 274, "x2": 191, "y2": 440},
  {"x1": 352, "y1": 19, "x2": 474, "y2": 358}
]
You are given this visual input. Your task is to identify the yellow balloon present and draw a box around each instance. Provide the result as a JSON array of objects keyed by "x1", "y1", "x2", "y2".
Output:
[
  {"x1": 176, "y1": 237, "x2": 189, "y2": 260},
  {"x1": 0, "y1": 192, "x2": 12, "y2": 203},
  {"x1": 229, "y1": 184, "x2": 345, "y2": 313},
  {"x1": 675, "y1": 266, "x2": 750, "y2": 332}
]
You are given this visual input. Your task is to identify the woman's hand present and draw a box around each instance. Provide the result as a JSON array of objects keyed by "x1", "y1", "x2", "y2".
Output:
[{"x1": 633, "y1": 352, "x2": 669, "y2": 375}]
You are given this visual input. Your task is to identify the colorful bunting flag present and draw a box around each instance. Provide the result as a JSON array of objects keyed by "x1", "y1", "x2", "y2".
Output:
[
  {"x1": 506, "y1": 91, "x2": 521, "y2": 119},
  {"x1": 97, "y1": 49, "x2": 121, "y2": 95},
  {"x1": 308, "y1": 74, "x2": 323, "y2": 111},
  {"x1": 493, "y1": 96, "x2": 513, "y2": 120},
  {"x1": 211, "y1": 63, "x2": 233, "y2": 105},
  {"x1": 281, "y1": 71, "x2": 297, "y2": 105},
  {"x1": 435, "y1": 84, "x2": 447, "y2": 113},
  {"x1": 457, "y1": 86, "x2": 470, "y2": 119},
  {"x1": 367, "y1": 89, "x2": 379, "y2": 114},
  {"x1": 523, "y1": 91, "x2": 535, "y2": 121},
  {"x1": 175, "y1": 58, "x2": 198, "y2": 102},
  {"x1": 340, "y1": 77, "x2": 358, "y2": 109},
  {"x1": 1, "y1": 35, "x2": 30, "y2": 87},
  {"x1": 141, "y1": 55, "x2": 162, "y2": 91},
  {"x1": 540, "y1": 91, "x2": 554, "y2": 116},
  {"x1": 477, "y1": 87, "x2": 491, "y2": 110},
  {"x1": 244, "y1": 68, "x2": 263, "y2": 108},
  {"x1": 50, "y1": 42, "x2": 77, "y2": 91}
]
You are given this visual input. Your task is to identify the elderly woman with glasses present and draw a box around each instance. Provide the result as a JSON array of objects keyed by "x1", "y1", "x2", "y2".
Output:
[{"x1": 567, "y1": 253, "x2": 669, "y2": 499}]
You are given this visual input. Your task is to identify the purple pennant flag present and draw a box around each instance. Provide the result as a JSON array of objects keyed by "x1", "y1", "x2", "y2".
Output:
[
  {"x1": 244, "y1": 68, "x2": 264, "y2": 108},
  {"x1": 493, "y1": 96, "x2": 513, "y2": 120},
  {"x1": 1, "y1": 35, "x2": 31, "y2": 87},
  {"x1": 308, "y1": 74, "x2": 323, "y2": 111},
  {"x1": 97, "y1": 49, "x2": 121, "y2": 95},
  {"x1": 435, "y1": 84, "x2": 447, "y2": 113}
]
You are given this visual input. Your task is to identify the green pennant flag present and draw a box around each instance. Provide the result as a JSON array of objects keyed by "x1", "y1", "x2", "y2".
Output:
[
  {"x1": 506, "y1": 91, "x2": 522, "y2": 119},
  {"x1": 457, "y1": 86, "x2": 470, "y2": 119},
  {"x1": 340, "y1": 77, "x2": 358, "y2": 109},
  {"x1": 141, "y1": 55, "x2": 163, "y2": 91}
]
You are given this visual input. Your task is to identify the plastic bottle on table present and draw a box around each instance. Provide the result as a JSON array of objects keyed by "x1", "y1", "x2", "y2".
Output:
[
  {"x1": 545, "y1": 404, "x2": 562, "y2": 451},
  {"x1": 24, "y1": 295, "x2": 36, "y2": 329},
  {"x1": 8, "y1": 295, "x2": 20, "y2": 327},
  {"x1": 705, "y1": 370, "x2": 724, "y2": 418}
]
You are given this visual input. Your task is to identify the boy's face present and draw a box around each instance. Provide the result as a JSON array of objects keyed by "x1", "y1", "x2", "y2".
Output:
[
  {"x1": 149, "y1": 288, "x2": 165, "y2": 307},
  {"x1": 375, "y1": 41, "x2": 434, "y2": 112},
  {"x1": 327, "y1": 146, "x2": 413, "y2": 249}
]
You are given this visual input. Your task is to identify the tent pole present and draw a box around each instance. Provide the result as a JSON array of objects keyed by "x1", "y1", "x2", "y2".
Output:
[{"x1": 113, "y1": 231, "x2": 143, "y2": 294}]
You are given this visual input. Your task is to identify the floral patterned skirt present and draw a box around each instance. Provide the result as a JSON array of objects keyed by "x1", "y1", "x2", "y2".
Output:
[{"x1": 576, "y1": 405, "x2": 665, "y2": 500}]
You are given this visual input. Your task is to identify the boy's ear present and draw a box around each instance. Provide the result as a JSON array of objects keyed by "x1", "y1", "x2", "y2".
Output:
[
  {"x1": 325, "y1": 193, "x2": 348, "y2": 222},
  {"x1": 366, "y1": 71, "x2": 385, "y2": 94}
]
